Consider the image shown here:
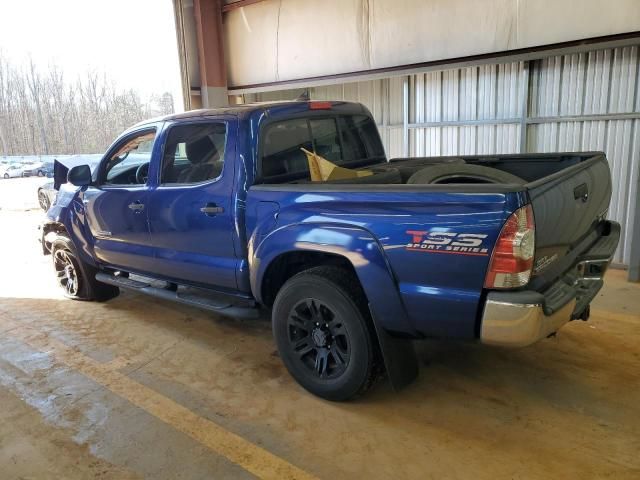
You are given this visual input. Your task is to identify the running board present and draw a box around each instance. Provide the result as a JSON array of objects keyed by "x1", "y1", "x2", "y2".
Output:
[{"x1": 95, "y1": 272, "x2": 260, "y2": 319}]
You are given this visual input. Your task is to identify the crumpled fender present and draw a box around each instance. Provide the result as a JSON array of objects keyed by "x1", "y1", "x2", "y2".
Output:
[
  {"x1": 43, "y1": 185, "x2": 97, "y2": 266},
  {"x1": 250, "y1": 222, "x2": 416, "y2": 336}
]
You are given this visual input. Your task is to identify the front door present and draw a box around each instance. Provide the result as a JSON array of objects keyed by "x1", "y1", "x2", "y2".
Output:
[
  {"x1": 83, "y1": 127, "x2": 157, "y2": 273},
  {"x1": 145, "y1": 119, "x2": 238, "y2": 290}
]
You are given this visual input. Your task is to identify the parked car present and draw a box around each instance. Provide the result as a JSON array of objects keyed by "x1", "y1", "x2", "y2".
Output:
[
  {"x1": 37, "y1": 156, "x2": 101, "y2": 211},
  {"x1": 1, "y1": 164, "x2": 24, "y2": 178},
  {"x1": 40, "y1": 101, "x2": 620, "y2": 400},
  {"x1": 32, "y1": 162, "x2": 54, "y2": 177},
  {"x1": 20, "y1": 163, "x2": 36, "y2": 177}
]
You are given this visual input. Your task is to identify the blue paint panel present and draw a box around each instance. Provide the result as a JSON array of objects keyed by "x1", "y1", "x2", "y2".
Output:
[
  {"x1": 246, "y1": 188, "x2": 525, "y2": 338},
  {"x1": 144, "y1": 117, "x2": 239, "y2": 289}
]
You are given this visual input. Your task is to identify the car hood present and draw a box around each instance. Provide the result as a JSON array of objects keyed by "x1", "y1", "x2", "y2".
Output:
[{"x1": 53, "y1": 155, "x2": 102, "y2": 190}]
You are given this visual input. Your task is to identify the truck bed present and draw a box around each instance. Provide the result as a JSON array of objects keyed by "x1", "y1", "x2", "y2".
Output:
[{"x1": 249, "y1": 151, "x2": 613, "y2": 338}]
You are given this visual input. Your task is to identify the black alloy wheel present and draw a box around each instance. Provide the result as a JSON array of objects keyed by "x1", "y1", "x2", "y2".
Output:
[
  {"x1": 272, "y1": 266, "x2": 378, "y2": 401},
  {"x1": 287, "y1": 298, "x2": 350, "y2": 379}
]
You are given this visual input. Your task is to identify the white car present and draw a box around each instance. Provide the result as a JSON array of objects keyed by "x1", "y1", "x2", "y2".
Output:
[{"x1": 1, "y1": 164, "x2": 24, "y2": 179}]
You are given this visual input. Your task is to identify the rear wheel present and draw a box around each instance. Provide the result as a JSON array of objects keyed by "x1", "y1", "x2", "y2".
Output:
[
  {"x1": 3, "y1": 173, "x2": 8, "y2": 179},
  {"x1": 51, "y1": 235, "x2": 119, "y2": 301},
  {"x1": 272, "y1": 266, "x2": 378, "y2": 401}
]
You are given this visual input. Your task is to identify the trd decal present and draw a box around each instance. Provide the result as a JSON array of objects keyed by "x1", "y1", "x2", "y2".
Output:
[{"x1": 405, "y1": 230, "x2": 489, "y2": 256}]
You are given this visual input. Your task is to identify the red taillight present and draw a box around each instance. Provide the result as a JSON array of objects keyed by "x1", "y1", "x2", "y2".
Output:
[
  {"x1": 484, "y1": 204, "x2": 535, "y2": 289},
  {"x1": 309, "y1": 101, "x2": 332, "y2": 110}
]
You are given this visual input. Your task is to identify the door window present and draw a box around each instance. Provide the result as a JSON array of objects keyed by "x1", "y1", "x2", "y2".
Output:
[
  {"x1": 102, "y1": 130, "x2": 156, "y2": 186},
  {"x1": 160, "y1": 122, "x2": 227, "y2": 185}
]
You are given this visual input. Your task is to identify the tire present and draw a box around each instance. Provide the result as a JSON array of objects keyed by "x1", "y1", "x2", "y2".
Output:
[
  {"x1": 3, "y1": 173, "x2": 8, "y2": 179},
  {"x1": 38, "y1": 170, "x2": 44, "y2": 177},
  {"x1": 407, "y1": 164, "x2": 525, "y2": 185},
  {"x1": 51, "y1": 235, "x2": 119, "y2": 301},
  {"x1": 323, "y1": 167, "x2": 402, "y2": 185},
  {"x1": 272, "y1": 266, "x2": 378, "y2": 401},
  {"x1": 38, "y1": 190, "x2": 50, "y2": 211}
]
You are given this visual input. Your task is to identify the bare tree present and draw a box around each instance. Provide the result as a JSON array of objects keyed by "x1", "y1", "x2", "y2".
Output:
[
  {"x1": 0, "y1": 54, "x2": 174, "y2": 156},
  {"x1": 27, "y1": 58, "x2": 50, "y2": 155}
]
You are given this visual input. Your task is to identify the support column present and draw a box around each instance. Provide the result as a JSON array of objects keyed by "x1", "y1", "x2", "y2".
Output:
[
  {"x1": 193, "y1": 0, "x2": 228, "y2": 108},
  {"x1": 628, "y1": 169, "x2": 640, "y2": 281},
  {"x1": 519, "y1": 61, "x2": 530, "y2": 153}
]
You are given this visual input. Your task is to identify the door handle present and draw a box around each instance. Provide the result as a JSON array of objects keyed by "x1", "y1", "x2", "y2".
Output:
[
  {"x1": 200, "y1": 203, "x2": 224, "y2": 216},
  {"x1": 128, "y1": 201, "x2": 145, "y2": 212}
]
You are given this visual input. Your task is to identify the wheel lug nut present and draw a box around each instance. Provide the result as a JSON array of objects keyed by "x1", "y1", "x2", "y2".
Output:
[{"x1": 315, "y1": 322, "x2": 319, "y2": 326}]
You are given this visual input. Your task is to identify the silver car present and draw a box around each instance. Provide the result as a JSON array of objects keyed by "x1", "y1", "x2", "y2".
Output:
[{"x1": 1, "y1": 164, "x2": 24, "y2": 179}]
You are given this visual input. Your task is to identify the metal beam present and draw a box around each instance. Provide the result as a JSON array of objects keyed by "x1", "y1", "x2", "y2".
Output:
[
  {"x1": 193, "y1": 0, "x2": 228, "y2": 107},
  {"x1": 519, "y1": 61, "x2": 530, "y2": 153},
  {"x1": 402, "y1": 76, "x2": 409, "y2": 157},
  {"x1": 222, "y1": 0, "x2": 267, "y2": 13},
  {"x1": 527, "y1": 112, "x2": 640, "y2": 124},
  {"x1": 629, "y1": 183, "x2": 640, "y2": 281},
  {"x1": 408, "y1": 118, "x2": 521, "y2": 128},
  {"x1": 404, "y1": 111, "x2": 640, "y2": 130}
]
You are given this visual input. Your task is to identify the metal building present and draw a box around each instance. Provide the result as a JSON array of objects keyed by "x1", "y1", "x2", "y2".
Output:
[
  {"x1": 172, "y1": 0, "x2": 640, "y2": 273},
  {"x1": 243, "y1": 45, "x2": 640, "y2": 267}
]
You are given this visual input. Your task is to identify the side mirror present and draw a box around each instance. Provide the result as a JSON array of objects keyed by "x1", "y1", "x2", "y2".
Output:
[{"x1": 67, "y1": 164, "x2": 92, "y2": 187}]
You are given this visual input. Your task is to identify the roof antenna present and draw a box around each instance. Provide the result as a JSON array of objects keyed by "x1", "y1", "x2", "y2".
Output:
[{"x1": 295, "y1": 89, "x2": 310, "y2": 101}]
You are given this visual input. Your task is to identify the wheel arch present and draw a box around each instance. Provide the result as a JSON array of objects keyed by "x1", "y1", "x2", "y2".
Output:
[
  {"x1": 253, "y1": 223, "x2": 420, "y2": 391},
  {"x1": 251, "y1": 223, "x2": 416, "y2": 336},
  {"x1": 41, "y1": 221, "x2": 69, "y2": 255}
]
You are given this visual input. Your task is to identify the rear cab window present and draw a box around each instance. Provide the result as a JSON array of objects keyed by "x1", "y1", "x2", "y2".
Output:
[{"x1": 259, "y1": 114, "x2": 385, "y2": 184}]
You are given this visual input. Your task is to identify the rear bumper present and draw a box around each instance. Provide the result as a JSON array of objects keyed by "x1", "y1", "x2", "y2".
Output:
[
  {"x1": 481, "y1": 297, "x2": 576, "y2": 347},
  {"x1": 480, "y1": 221, "x2": 620, "y2": 347}
]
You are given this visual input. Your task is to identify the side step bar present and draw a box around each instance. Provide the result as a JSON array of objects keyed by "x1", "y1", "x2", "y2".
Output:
[{"x1": 95, "y1": 272, "x2": 260, "y2": 319}]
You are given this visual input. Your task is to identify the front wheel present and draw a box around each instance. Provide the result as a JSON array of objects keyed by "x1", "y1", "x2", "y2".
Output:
[
  {"x1": 272, "y1": 266, "x2": 378, "y2": 401},
  {"x1": 51, "y1": 235, "x2": 119, "y2": 301},
  {"x1": 3, "y1": 173, "x2": 8, "y2": 179}
]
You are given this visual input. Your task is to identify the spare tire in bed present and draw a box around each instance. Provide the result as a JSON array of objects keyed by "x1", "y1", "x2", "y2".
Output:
[
  {"x1": 323, "y1": 167, "x2": 403, "y2": 185},
  {"x1": 407, "y1": 164, "x2": 525, "y2": 185}
]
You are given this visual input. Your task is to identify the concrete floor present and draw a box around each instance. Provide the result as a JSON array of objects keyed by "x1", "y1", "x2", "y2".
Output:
[{"x1": 1, "y1": 177, "x2": 639, "y2": 479}]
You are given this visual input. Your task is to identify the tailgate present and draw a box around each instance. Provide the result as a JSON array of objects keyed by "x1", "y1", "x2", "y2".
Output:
[{"x1": 527, "y1": 153, "x2": 612, "y2": 285}]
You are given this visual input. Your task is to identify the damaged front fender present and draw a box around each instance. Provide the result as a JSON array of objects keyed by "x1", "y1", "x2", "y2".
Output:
[{"x1": 39, "y1": 184, "x2": 97, "y2": 267}]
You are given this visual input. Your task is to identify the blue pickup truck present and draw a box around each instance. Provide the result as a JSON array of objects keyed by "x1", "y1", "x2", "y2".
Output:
[{"x1": 41, "y1": 101, "x2": 620, "y2": 400}]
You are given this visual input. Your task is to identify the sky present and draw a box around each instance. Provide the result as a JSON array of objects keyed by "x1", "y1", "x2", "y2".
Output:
[{"x1": 0, "y1": 0, "x2": 183, "y2": 111}]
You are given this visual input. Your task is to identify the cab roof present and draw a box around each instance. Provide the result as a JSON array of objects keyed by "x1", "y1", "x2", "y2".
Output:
[{"x1": 132, "y1": 101, "x2": 368, "y2": 129}]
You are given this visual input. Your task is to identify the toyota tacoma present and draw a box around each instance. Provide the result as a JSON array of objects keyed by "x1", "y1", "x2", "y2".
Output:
[{"x1": 40, "y1": 101, "x2": 620, "y2": 400}]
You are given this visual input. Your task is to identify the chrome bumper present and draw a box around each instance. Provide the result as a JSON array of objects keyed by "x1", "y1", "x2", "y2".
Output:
[
  {"x1": 480, "y1": 221, "x2": 619, "y2": 348},
  {"x1": 480, "y1": 298, "x2": 576, "y2": 347}
]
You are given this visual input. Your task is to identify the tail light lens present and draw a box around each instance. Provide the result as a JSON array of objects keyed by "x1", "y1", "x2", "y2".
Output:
[{"x1": 484, "y1": 204, "x2": 535, "y2": 289}]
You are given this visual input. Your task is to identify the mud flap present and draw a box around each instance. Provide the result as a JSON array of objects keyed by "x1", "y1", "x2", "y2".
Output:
[{"x1": 369, "y1": 307, "x2": 419, "y2": 391}]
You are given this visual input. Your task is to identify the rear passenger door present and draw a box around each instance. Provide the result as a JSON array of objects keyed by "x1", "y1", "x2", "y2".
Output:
[{"x1": 145, "y1": 119, "x2": 238, "y2": 290}]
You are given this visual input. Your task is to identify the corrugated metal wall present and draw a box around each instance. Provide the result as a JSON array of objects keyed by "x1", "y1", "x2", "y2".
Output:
[{"x1": 245, "y1": 45, "x2": 640, "y2": 265}]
